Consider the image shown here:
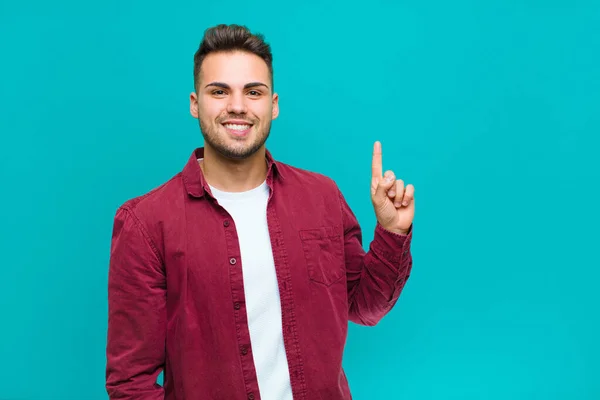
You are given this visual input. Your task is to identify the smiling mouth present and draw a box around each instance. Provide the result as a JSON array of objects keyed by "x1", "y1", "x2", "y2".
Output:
[
  {"x1": 222, "y1": 123, "x2": 252, "y2": 131},
  {"x1": 221, "y1": 123, "x2": 253, "y2": 136}
]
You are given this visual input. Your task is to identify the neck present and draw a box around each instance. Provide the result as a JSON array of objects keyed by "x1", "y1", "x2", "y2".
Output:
[{"x1": 200, "y1": 145, "x2": 268, "y2": 192}]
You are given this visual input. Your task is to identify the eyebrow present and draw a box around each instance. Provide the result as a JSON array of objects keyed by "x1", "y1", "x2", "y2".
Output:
[{"x1": 205, "y1": 81, "x2": 270, "y2": 90}]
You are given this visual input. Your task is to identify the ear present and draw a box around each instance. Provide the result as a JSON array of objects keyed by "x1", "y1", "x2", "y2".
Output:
[
  {"x1": 271, "y1": 92, "x2": 279, "y2": 120},
  {"x1": 190, "y1": 92, "x2": 199, "y2": 119}
]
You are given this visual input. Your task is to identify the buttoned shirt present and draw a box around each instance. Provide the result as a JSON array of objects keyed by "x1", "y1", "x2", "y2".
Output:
[{"x1": 106, "y1": 147, "x2": 413, "y2": 400}]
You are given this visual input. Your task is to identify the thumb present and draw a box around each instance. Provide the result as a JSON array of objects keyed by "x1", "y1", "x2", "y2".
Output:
[{"x1": 373, "y1": 171, "x2": 395, "y2": 203}]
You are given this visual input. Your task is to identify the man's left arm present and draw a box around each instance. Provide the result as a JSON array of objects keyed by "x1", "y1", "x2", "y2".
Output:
[
  {"x1": 342, "y1": 141, "x2": 415, "y2": 326},
  {"x1": 340, "y1": 190, "x2": 413, "y2": 326}
]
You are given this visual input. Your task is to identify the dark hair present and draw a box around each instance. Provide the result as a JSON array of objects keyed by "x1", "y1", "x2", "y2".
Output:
[{"x1": 193, "y1": 24, "x2": 274, "y2": 92}]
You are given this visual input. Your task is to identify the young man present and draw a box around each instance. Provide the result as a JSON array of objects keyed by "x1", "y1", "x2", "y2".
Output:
[{"x1": 106, "y1": 24, "x2": 415, "y2": 400}]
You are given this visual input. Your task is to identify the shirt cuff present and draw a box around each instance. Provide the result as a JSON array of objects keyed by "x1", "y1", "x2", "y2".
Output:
[{"x1": 372, "y1": 223, "x2": 413, "y2": 263}]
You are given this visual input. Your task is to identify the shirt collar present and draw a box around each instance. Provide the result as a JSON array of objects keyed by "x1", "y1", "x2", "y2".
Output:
[{"x1": 182, "y1": 147, "x2": 285, "y2": 198}]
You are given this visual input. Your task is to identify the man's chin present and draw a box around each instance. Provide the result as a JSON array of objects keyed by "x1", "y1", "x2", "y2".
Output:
[
  {"x1": 201, "y1": 126, "x2": 269, "y2": 161},
  {"x1": 215, "y1": 143, "x2": 263, "y2": 160}
]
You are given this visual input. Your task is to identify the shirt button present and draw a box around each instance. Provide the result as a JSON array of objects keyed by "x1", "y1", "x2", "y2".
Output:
[
  {"x1": 223, "y1": 220, "x2": 230, "y2": 227},
  {"x1": 241, "y1": 346, "x2": 248, "y2": 355},
  {"x1": 229, "y1": 257, "x2": 237, "y2": 265},
  {"x1": 403, "y1": 249, "x2": 409, "y2": 256},
  {"x1": 248, "y1": 393, "x2": 255, "y2": 400},
  {"x1": 234, "y1": 302, "x2": 241, "y2": 310}
]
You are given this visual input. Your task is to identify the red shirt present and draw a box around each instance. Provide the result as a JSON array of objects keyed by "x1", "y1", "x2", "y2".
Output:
[{"x1": 106, "y1": 148, "x2": 413, "y2": 400}]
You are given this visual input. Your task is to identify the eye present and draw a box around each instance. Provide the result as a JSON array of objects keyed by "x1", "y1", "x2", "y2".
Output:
[
  {"x1": 212, "y1": 90, "x2": 227, "y2": 96},
  {"x1": 248, "y1": 90, "x2": 261, "y2": 97}
]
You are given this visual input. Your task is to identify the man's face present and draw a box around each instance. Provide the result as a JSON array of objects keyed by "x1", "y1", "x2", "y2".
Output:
[{"x1": 190, "y1": 51, "x2": 279, "y2": 160}]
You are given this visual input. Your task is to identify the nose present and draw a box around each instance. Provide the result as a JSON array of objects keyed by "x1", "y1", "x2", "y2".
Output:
[{"x1": 226, "y1": 92, "x2": 247, "y2": 114}]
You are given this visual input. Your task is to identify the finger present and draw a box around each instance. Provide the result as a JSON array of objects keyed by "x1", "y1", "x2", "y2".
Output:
[
  {"x1": 371, "y1": 141, "x2": 383, "y2": 180},
  {"x1": 402, "y1": 184, "x2": 415, "y2": 206},
  {"x1": 393, "y1": 179, "x2": 405, "y2": 208},
  {"x1": 375, "y1": 170, "x2": 395, "y2": 201},
  {"x1": 371, "y1": 177, "x2": 379, "y2": 196},
  {"x1": 388, "y1": 176, "x2": 396, "y2": 198}
]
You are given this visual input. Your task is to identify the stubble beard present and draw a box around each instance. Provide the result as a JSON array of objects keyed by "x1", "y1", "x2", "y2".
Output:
[{"x1": 199, "y1": 117, "x2": 271, "y2": 160}]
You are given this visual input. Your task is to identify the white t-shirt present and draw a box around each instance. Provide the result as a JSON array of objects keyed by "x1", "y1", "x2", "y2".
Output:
[{"x1": 208, "y1": 179, "x2": 293, "y2": 400}]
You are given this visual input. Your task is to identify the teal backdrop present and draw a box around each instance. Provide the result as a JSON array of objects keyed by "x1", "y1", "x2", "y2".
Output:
[{"x1": 1, "y1": 1, "x2": 598, "y2": 399}]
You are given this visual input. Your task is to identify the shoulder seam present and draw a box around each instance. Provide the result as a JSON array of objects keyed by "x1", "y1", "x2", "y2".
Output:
[{"x1": 133, "y1": 173, "x2": 181, "y2": 207}]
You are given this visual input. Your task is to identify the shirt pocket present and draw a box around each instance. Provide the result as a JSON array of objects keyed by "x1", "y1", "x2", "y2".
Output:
[{"x1": 299, "y1": 227, "x2": 344, "y2": 286}]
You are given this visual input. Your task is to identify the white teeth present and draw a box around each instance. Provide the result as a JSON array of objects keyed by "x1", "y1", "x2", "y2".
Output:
[{"x1": 224, "y1": 124, "x2": 251, "y2": 131}]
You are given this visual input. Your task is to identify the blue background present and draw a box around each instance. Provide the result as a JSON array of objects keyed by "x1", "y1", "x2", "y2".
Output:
[{"x1": 1, "y1": 1, "x2": 598, "y2": 399}]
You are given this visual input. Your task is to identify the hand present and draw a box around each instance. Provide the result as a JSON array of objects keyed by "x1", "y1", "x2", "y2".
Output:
[{"x1": 370, "y1": 141, "x2": 415, "y2": 235}]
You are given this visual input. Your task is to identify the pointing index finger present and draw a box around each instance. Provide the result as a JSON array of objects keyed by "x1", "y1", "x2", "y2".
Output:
[{"x1": 372, "y1": 141, "x2": 383, "y2": 179}]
